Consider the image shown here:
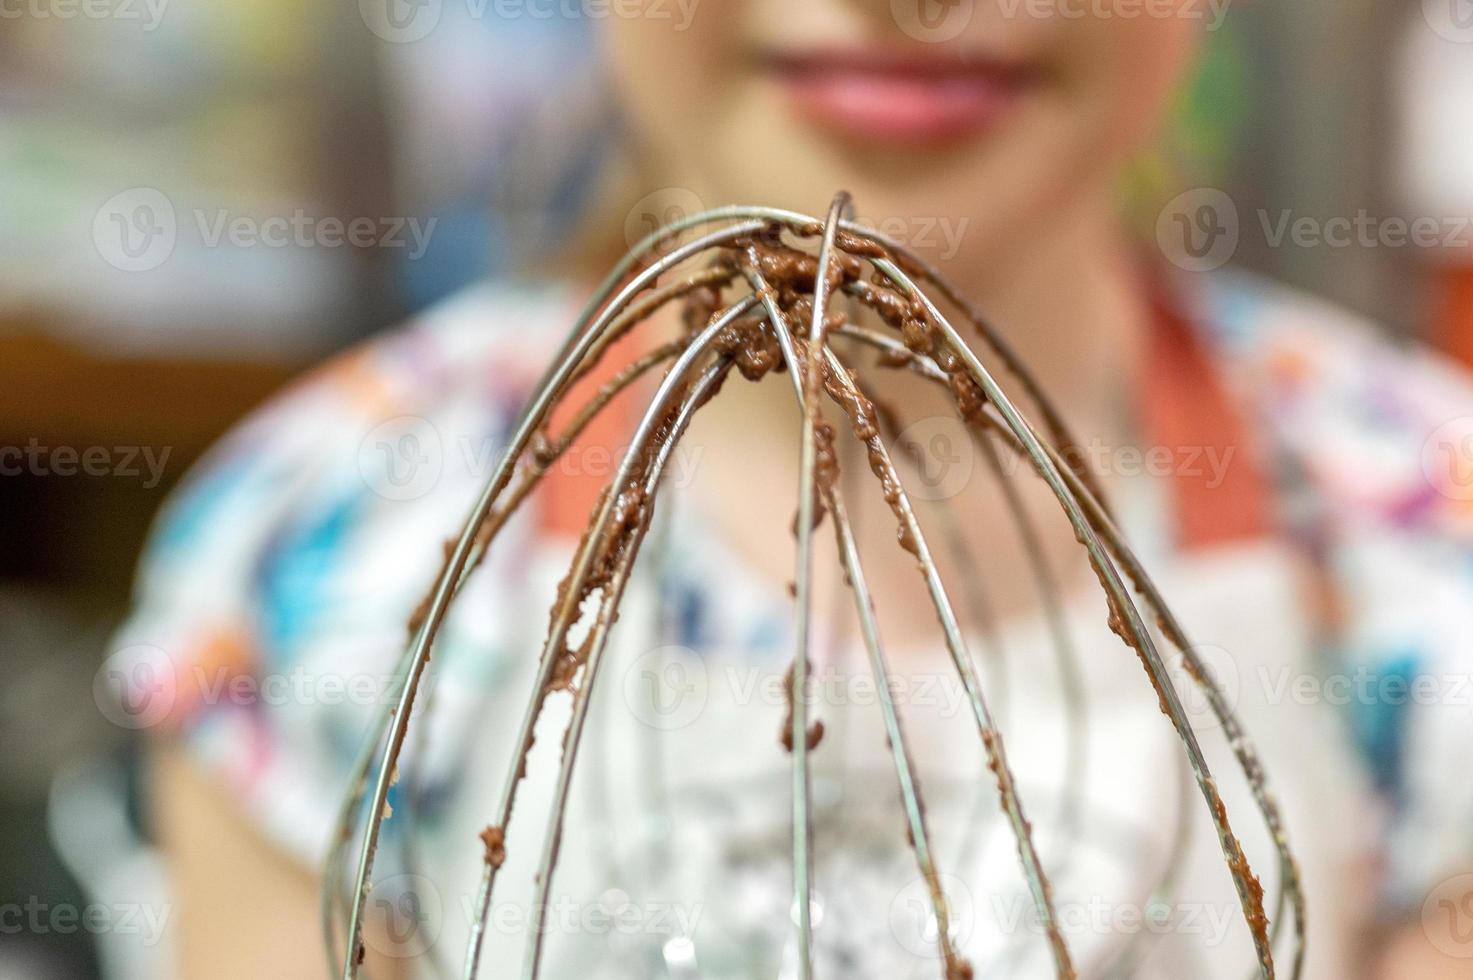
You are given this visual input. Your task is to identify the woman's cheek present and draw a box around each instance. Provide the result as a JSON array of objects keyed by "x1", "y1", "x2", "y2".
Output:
[
  {"x1": 603, "y1": 5, "x2": 743, "y2": 155},
  {"x1": 1060, "y1": 16, "x2": 1200, "y2": 158}
]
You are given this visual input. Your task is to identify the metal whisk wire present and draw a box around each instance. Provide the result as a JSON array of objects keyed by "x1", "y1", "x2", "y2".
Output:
[{"x1": 324, "y1": 194, "x2": 1305, "y2": 980}]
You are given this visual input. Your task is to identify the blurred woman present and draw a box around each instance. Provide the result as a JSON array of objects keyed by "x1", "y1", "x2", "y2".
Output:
[{"x1": 119, "y1": 2, "x2": 1473, "y2": 976}]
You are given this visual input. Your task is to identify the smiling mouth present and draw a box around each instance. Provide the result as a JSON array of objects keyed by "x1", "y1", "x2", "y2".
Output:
[{"x1": 764, "y1": 48, "x2": 1040, "y2": 146}]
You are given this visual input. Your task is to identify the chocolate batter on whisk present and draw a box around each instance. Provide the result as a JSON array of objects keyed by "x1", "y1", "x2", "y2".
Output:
[{"x1": 323, "y1": 197, "x2": 1301, "y2": 980}]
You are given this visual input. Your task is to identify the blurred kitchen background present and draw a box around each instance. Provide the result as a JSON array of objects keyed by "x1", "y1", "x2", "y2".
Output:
[{"x1": 2, "y1": 1, "x2": 1470, "y2": 976}]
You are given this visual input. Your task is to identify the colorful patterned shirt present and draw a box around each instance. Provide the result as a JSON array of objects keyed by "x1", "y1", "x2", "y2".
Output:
[{"x1": 110, "y1": 270, "x2": 1473, "y2": 977}]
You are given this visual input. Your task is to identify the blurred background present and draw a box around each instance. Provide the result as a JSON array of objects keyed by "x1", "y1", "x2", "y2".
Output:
[{"x1": 2, "y1": 1, "x2": 1470, "y2": 976}]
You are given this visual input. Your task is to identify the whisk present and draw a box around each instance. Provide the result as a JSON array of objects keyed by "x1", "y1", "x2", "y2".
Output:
[{"x1": 322, "y1": 193, "x2": 1305, "y2": 980}]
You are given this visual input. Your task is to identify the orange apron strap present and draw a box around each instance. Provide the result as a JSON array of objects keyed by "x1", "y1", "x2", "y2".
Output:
[
  {"x1": 1433, "y1": 264, "x2": 1473, "y2": 370},
  {"x1": 1141, "y1": 280, "x2": 1273, "y2": 551},
  {"x1": 535, "y1": 326, "x2": 648, "y2": 539}
]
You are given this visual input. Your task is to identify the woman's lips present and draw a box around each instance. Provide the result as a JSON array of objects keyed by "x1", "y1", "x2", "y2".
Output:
[{"x1": 766, "y1": 50, "x2": 1034, "y2": 146}]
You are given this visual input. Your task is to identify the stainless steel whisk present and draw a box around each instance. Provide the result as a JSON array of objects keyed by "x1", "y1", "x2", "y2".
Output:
[{"x1": 323, "y1": 193, "x2": 1305, "y2": 980}]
